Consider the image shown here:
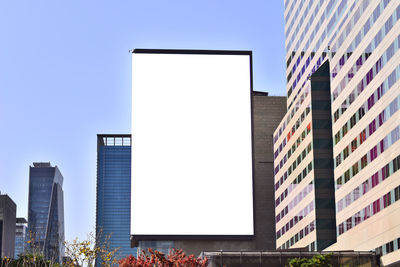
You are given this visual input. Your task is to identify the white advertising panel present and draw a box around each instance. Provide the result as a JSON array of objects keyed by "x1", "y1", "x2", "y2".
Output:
[{"x1": 131, "y1": 50, "x2": 254, "y2": 238}]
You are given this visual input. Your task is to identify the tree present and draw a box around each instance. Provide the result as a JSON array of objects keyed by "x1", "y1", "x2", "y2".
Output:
[
  {"x1": 288, "y1": 253, "x2": 332, "y2": 267},
  {"x1": 64, "y1": 230, "x2": 119, "y2": 267},
  {"x1": 118, "y1": 248, "x2": 208, "y2": 267}
]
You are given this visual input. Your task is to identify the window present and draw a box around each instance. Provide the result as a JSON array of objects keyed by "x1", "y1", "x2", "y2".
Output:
[
  {"x1": 352, "y1": 163, "x2": 359, "y2": 176},
  {"x1": 344, "y1": 147, "x2": 349, "y2": 160},
  {"x1": 361, "y1": 154, "x2": 368, "y2": 169},
  {"x1": 344, "y1": 170, "x2": 350, "y2": 183},
  {"x1": 346, "y1": 217, "x2": 352, "y2": 231},
  {"x1": 343, "y1": 123, "x2": 348, "y2": 137},
  {"x1": 370, "y1": 146, "x2": 378, "y2": 161},
  {"x1": 373, "y1": 199, "x2": 381, "y2": 214},
  {"x1": 335, "y1": 132, "x2": 341, "y2": 144},
  {"x1": 351, "y1": 138, "x2": 357, "y2": 152},
  {"x1": 360, "y1": 129, "x2": 366, "y2": 144},
  {"x1": 350, "y1": 114, "x2": 357, "y2": 128},
  {"x1": 383, "y1": 192, "x2": 391, "y2": 208},
  {"x1": 369, "y1": 120, "x2": 376, "y2": 135}
]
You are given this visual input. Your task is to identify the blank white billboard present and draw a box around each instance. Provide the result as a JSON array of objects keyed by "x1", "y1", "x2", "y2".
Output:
[{"x1": 131, "y1": 50, "x2": 254, "y2": 238}]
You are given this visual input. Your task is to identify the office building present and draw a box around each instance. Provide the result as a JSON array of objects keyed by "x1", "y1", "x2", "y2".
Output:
[
  {"x1": 96, "y1": 135, "x2": 137, "y2": 264},
  {"x1": 15, "y1": 217, "x2": 28, "y2": 258},
  {"x1": 0, "y1": 194, "x2": 16, "y2": 258},
  {"x1": 277, "y1": 0, "x2": 400, "y2": 265},
  {"x1": 28, "y1": 162, "x2": 65, "y2": 263},
  {"x1": 273, "y1": 61, "x2": 336, "y2": 251}
]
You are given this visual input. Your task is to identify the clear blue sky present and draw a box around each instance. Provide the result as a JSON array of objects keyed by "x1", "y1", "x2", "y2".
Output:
[{"x1": 0, "y1": 0, "x2": 286, "y2": 242}]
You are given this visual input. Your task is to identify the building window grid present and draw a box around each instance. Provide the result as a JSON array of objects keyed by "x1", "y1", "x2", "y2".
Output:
[
  {"x1": 276, "y1": 143, "x2": 313, "y2": 206},
  {"x1": 276, "y1": 200, "x2": 315, "y2": 240},
  {"x1": 274, "y1": 97, "x2": 311, "y2": 157},
  {"x1": 332, "y1": 6, "x2": 399, "y2": 112},
  {"x1": 279, "y1": 221, "x2": 316, "y2": 250},
  {"x1": 275, "y1": 119, "x2": 312, "y2": 177},
  {"x1": 288, "y1": 0, "x2": 373, "y2": 101},
  {"x1": 275, "y1": 131, "x2": 312, "y2": 191},
  {"x1": 336, "y1": 124, "x2": 400, "y2": 190},
  {"x1": 334, "y1": 63, "x2": 400, "y2": 148},
  {"x1": 276, "y1": 181, "x2": 314, "y2": 224},
  {"x1": 338, "y1": 184, "x2": 400, "y2": 236},
  {"x1": 331, "y1": 0, "x2": 393, "y2": 87}
]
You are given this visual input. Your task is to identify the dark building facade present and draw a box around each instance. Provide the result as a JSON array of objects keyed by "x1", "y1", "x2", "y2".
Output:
[
  {"x1": 172, "y1": 93, "x2": 287, "y2": 255},
  {"x1": 28, "y1": 162, "x2": 65, "y2": 263},
  {"x1": 96, "y1": 135, "x2": 137, "y2": 264},
  {"x1": 0, "y1": 194, "x2": 16, "y2": 258}
]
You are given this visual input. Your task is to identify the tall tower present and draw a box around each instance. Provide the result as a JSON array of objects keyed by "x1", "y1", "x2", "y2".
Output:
[
  {"x1": 276, "y1": 0, "x2": 400, "y2": 265},
  {"x1": 96, "y1": 134, "x2": 136, "y2": 263},
  {"x1": 28, "y1": 162, "x2": 65, "y2": 263}
]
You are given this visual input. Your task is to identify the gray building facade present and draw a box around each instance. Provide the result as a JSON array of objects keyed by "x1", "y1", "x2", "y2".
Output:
[
  {"x1": 28, "y1": 162, "x2": 65, "y2": 263},
  {"x1": 0, "y1": 194, "x2": 16, "y2": 258}
]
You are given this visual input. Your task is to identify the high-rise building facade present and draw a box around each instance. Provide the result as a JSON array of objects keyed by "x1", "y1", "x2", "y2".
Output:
[
  {"x1": 15, "y1": 217, "x2": 28, "y2": 258},
  {"x1": 96, "y1": 135, "x2": 137, "y2": 263},
  {"x1": 0, "y1": 194, "x2": 16, "y2": 258},
  {"x1": 276, "y1": 0, "x2": 400, "y2": 265},
  {"x1": 28, "y1": 162, "x2": 65, "y2": 263}
]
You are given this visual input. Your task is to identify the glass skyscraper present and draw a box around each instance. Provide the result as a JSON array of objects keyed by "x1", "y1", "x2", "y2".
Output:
[
  {"x1": 275, "y1": 0, "x2": 400, "y2": 265},
  {"x1": 28, "y1": 162, "x2": 65, "y2": 263},
  {"x1": 96, "y1": 134, "x2": 136, "y2": 263}
]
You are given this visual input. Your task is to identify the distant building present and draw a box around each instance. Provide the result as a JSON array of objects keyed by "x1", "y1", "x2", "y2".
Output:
[
  {"x1": 96, "y1": 135, "x2": 137, "y2": 264},
  {"x1": 0, "y1": 194, "x2": 16, "y2": 258},
  {"x1": 28, "y1": 162, "x2": 65, "y2": 263},
  {"x1": 15, "y1": 217, "x2": 28, "y2": 258}
]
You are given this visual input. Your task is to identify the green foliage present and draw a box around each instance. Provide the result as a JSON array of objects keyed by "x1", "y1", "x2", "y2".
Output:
[
  {"x1": 1, "y1": 253, "x2": 61, "y2": 267},
  {"x1": 288, "y1": 253, "x2": 332, "y2": 267}
]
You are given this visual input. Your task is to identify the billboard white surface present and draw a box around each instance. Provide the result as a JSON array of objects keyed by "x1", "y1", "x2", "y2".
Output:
[{"x1": 131, "y1": 50, "x2": 254, "y2": 238}]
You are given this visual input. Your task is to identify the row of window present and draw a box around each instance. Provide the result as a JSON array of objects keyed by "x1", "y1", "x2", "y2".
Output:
[
  {"x1": 274, "y1": 83, "x2": 310, "y2": 145},
  {"x1": 336, "y1": 124, "x2": 400, "y2": 189},
  {"x1": 285, "y1": 0, "x2": 311, "y2": 43},
  {"x1": 338, "y1": 184, "x2": 400, "y2": 236},
  {"x1": 276, "y1": 182, "x2": 314, "y2": 224},
  {"x1": 278, "y1": 221, "x2": 316, "y2": 251},
  {"x1": 277, "y1": 140, "x2": 313, "y2": 190},
  {"x1": 286, "y1": 0, "x2": 337, "y2": 55},
  {"x1": 286, "y1": 0, "x2": 327, "y2": 69},
  {"x1": 286, "y1": 0, "x2": 360, "y2": 99},
  {"x1": 287, "y1": 0, "x2": 347, "y2": 83},
  {"x1": 332, "y1": 5, "x2": 399, "y2": 107},
  {"x1": 331, "y1": 0, "x2": 393, "y2": 89},
  {"x1": 337, "y1": 154, "x2": 400, "y2": 213},
  {"x1": 274, "y1": 104, "x2": 311, "y2": 161},
  {"x1": 275, "y1": 124, "x2": 312, "y2": 191},
  {"x1": 335, "y1": 94, "x2": 400, "y2": 167},
  {"x1": 276, "y1": 143, "x2": 312, "y2": 206},
  {"x1": 274, "y1": 107, "x2": 311, "y2": 166},
  {"x1": 276, "y1": 200, "x2": 315, "y2": 240},
  {"x1": 375, "y1": 236, "x2": 400, "y2": 256},
  {"x1": 334, "y1": 63, "x2": 400, "y2": 146}
]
